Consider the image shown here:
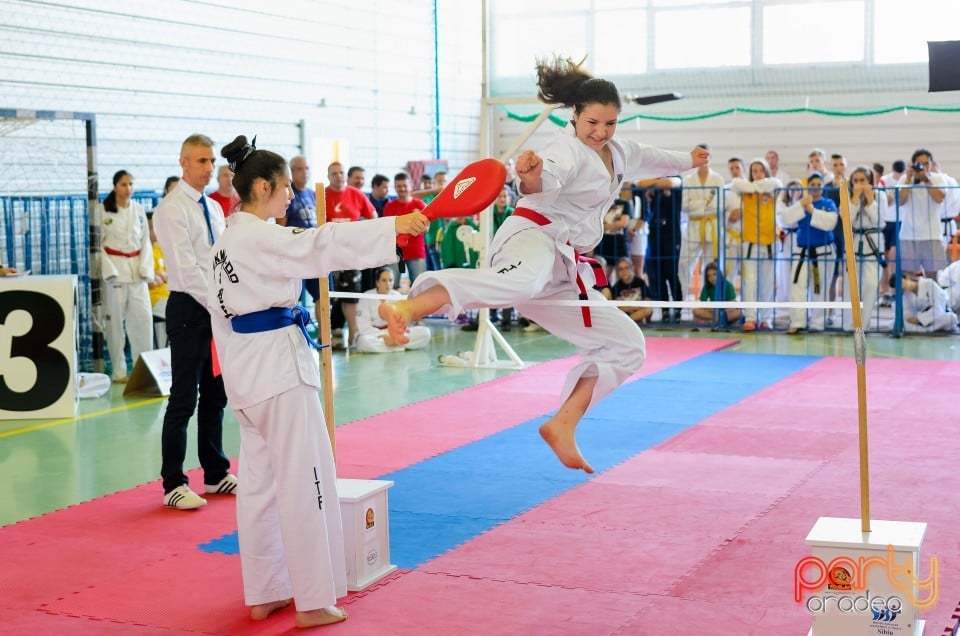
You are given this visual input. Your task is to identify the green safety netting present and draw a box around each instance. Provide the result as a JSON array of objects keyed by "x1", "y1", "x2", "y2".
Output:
[{"x1": 501, "y1": 104, "x2": 960, "y2": 126}]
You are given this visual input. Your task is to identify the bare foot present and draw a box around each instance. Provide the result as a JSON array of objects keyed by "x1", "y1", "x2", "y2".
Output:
[
  {"x1": 295, "y1": 605, "x2": 349, "y2": 629},
  {"x1": 378, "y1": 300, "x2": 411, "y2": 345},
  {"x1": 539, "y1": 419, "x2": 594, "y2": 474},
  {"x1": 250, "y1": 598, "x2": 290, "y2": 620}
]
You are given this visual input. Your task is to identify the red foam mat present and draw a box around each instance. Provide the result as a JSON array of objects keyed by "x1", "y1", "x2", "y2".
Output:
[
  {"x1": 336, "y1": 337, "x2": 736, "y2": 477},
  {"x1": 334, "y1": 570, "x2": 656, "y2": 636},
  {"x1": 417, "y1": 356, "x2": 960, "y2": 634},
  {"x1": 1, "y1": 337, "x2": 734, "y2": 634},
  {"x1": 9, "y1": 345, "x2": 960, "y2": 634}
]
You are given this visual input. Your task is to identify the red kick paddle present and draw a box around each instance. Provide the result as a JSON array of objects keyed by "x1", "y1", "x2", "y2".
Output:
[{"x1": 397, "y1": 158, "x2": 507, "y2": 247}]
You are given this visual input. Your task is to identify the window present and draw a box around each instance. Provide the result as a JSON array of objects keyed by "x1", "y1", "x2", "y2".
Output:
[
  {"x1": 593, "y1": 10, "x2": 648, "y2": 75},
  {"x1": 874, "y1": 0, "x2": 960, "y2": 64},
  {"x1": 654, "y1": 7, "x2": 751, "y2": 69},
  {"x1": 762, "y1": 1, "x2": 865, "y2": 65},
  {"x1": 492, "y1": 15, "x2": 588, "y2": 78}
]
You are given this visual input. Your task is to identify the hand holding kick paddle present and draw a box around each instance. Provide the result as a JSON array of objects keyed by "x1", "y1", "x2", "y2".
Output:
[{"x1": 397, "y1": 158, "x2": 507, "y2": 247}]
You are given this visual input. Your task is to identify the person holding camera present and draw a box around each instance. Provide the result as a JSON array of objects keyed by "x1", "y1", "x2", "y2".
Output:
[{"x1": 897, "y1": 149, "x2": 949, "y2": 276}]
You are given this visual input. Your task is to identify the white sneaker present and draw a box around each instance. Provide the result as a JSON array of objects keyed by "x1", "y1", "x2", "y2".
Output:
[
  {"x1": 204, "y1": 473, "x2": 238, "y2": 495},
  {"x1": 164, "y1": 485, "x2": 207, "y2": 510}
]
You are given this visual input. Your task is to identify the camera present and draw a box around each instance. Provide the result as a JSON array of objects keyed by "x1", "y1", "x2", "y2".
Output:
[{"x1": 913, "y1": 162, "x2": 927, "y2": 172}]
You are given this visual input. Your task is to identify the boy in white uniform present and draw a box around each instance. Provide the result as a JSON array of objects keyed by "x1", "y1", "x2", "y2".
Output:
[
  {"x1": 208, "y1": 135, "x2": 428, "y2": 628},
  {"x1": 355, "y1": 267, "x2": 431, "y2": 353},
  {"x1": 897, "y1": 273, "x2": 958, "y2": 333},
  {"x1": 379, "y1": 57, "x2": 708, "y2": 474}
]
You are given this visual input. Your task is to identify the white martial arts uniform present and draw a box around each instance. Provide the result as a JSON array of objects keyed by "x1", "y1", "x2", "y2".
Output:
[
  {"x1": 207, "y1": 211, "x2": 399, "y2": 612},
  {"x1": 780, "y1": 198, "x2": 838, "y2": 331},
  {"x1": 354, "y1": 288, "x2": 431, "y2": 353},
  {"x1": 902, "y1": 277, "x2": 958, "y2": 333},
  {"x1": 411, "y1": 127, "x2": 692, "y2": 410},
  {"x1": 99, "y1": 199, "x2": 154, "y2": 380},
  {"x1": 678, "y1": 169, "x2": 725, "y2": 300},
  {"x1": 841, "y1": 195, "x2": 883, "y2": 331},
  {"x1": 936, "y1": 260, "x2": 960, "y2": 315},
  {"x1": 732, "y1": 176, "x2": 782, "y2": 326},
  {"x1": 722, "y1": 183, "x2": 742, "y2": 282}
]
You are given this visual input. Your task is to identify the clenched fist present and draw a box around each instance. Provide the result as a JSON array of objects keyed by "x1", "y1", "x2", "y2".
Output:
[
  {"x1": 515, "y1": 149, "x2": 543, "y2": 194},
  {"x1": 690, "y1": 146, "x2": 710, "y2": 168}
]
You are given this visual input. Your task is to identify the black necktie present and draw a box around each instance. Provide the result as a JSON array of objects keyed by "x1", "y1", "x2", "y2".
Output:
[{"x1": 199, "y1": 196, "x2": 215, "y2": 245}]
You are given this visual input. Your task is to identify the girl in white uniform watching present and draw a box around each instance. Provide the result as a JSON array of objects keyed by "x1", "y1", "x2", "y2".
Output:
[
  {"x1": 379, "y1": 56, "x2": 709, "y2": 474},
  {"x1": 98, "y1": 169, "x2": 154, "y2": 382},
  {"x1": 207, "y1": 135, "x2": 427, "y2": 628}
]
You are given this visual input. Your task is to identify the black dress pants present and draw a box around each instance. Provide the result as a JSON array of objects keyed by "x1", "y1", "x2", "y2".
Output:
[{"x1": 160, "y1": 291, "x2": 229, "y2": 493}]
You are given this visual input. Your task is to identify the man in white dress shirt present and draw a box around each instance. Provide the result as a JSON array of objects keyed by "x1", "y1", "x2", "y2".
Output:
[{"x1": 153, "y1": 134, "x2": 237, "y2": 510}]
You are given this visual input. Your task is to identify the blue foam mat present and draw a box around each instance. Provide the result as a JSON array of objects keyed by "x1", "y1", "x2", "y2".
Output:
[
  {"x1": 200, "y1": 351, "x2": 818, "y2": 564},
  {"x1": 383, "y1": 351, "x2": 817, "y2": 568}
]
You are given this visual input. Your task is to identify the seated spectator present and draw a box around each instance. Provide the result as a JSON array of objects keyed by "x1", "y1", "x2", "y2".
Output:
[
  {"x1": 693, "y1": 261, "x2": 741, "y2": 326},
  {"x1": 895, "y1": 273, "x2": 958, "y2": 333},
  {"x1": 610, "y1": 257, "x2": 652, "y2": 324},
  {"x1": 936, "y1": 260, "x2": 960, "y2": 314},
  {"x1": 354, "y1": 267, "x2": 431, "y2": 353}
]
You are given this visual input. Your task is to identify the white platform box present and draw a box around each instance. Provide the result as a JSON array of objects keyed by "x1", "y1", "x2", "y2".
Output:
[
  {"x1": 338, "y1": 478, "x2": 398, "y2": 591},
  {"x1": 802, "y1": 517, "x2": 931, "y2": 636}
]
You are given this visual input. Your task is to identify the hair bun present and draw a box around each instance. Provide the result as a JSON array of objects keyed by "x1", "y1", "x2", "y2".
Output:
[{"x1": 221, "y1": 134, "x2": 257, "y2": 172}]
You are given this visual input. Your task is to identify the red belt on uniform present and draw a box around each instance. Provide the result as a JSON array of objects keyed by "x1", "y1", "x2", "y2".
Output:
[
  {"x1": 512, "y1": 207, "x2": 607, "y2": 327},
  {"x1": 104, "y1": 246, "x2": 140, "y2": 258}
]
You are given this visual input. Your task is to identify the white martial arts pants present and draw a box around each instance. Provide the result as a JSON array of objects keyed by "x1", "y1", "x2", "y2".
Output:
[
  {"x1": 153, "y1": 296, "x2": 168, "y2": 349},
  {"x1": 235, "y1": 384, "x2": 347, "y2": 611},
  {"x1": 412, "y1": 225, "x2": 646, "y2": 410},
  {"x1": 678, "y1": 234, "x2": 716, "y2": 301},
  {"x1": 789, "y1": 245, "x2": 833, "y2": 331},
  {"x1": 102, "y1": 278, "x2": 153, "y2": 380},
  {"x1": 355, "y1": 325, "x2": 431, "y2": 353},
  {"x1": 740, "y1": 242, "x2": 775, "y2": 325},
  {"x1": 775, "y1": 232, "x2": 796, "y2": 303},
  {"x1": 841, "y1": 258, "x2": 881, "y2": 331}
]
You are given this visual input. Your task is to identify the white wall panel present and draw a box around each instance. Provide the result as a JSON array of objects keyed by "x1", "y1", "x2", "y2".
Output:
[{"x1": 0, "y1": 0, "x2": 482, "y2": 195}]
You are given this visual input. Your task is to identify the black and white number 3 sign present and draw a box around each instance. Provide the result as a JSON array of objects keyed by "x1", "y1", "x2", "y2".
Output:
[{"x1": 0, "y1": 276, "x2": 78, "y2": 419}]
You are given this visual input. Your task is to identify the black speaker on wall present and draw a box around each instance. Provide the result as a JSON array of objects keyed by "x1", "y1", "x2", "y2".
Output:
[{"x1": 928, "y1": 40, "x2": 960, "y2": 92}]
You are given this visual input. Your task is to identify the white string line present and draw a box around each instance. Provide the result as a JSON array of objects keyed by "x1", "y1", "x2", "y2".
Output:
[{"x1": 327, "y1": 291, "x2": 854, "y2": 310}]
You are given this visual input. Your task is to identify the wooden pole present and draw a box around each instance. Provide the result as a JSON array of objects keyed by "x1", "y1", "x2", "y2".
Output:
[
  {"x1": 315, "y1": 182, "x2": 336, "y2": 458},
  {"x1": 838, "y1": 181, "x2": 870, "y2": 533}
]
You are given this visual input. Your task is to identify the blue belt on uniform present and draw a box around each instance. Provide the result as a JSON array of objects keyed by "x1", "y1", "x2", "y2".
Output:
[{"x1": 231, "y1": 305, "x2": 325, "y2": 349}]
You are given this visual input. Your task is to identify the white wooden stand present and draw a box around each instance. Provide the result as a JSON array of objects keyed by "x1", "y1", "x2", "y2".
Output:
[
  {"x1": 804, "y1": 517, "x2": 928, "y2": 636},
  {"x1": 338, "y1": 478, "x2": 398, "y2": 591}
]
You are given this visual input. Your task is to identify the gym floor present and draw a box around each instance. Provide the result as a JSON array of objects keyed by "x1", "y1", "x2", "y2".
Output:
[{"x1": 0, "y1": 320, "x2": 955, "y2": 528}]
